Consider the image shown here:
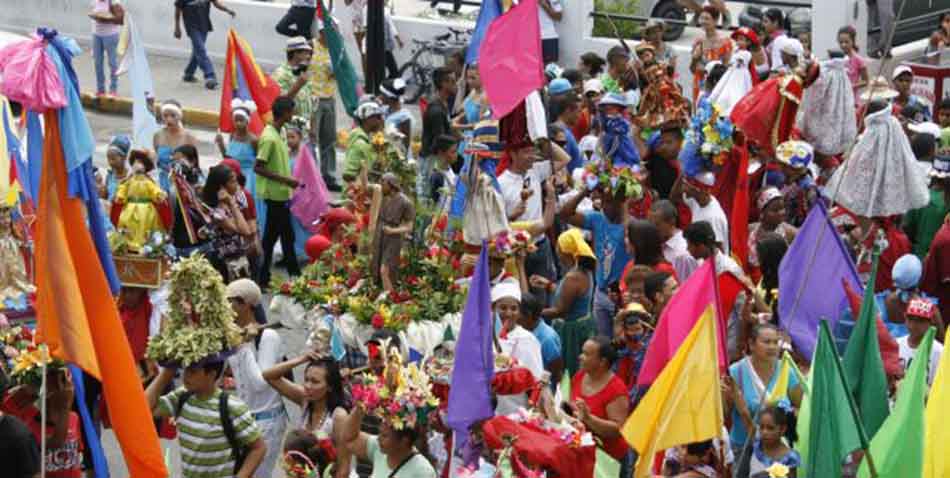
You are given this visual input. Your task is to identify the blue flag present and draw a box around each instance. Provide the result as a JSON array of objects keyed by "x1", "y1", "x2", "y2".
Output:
[
  {"x1": 465, "y1": 0, "x2": 502, "y2": 65},
  {"x1": 69, "y1": 365, "x2": 110, "y2": 478},
  {"x1": 447, "y1": 244, "x2": 495, "y2": 435},
  {"x1": 778, "y1": 200, "x2": 861, "y2": 358}
]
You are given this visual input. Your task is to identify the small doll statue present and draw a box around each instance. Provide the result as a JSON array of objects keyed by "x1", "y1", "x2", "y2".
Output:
[
  {"x1": 112, "y1": 150, "x2": 169, "y2": 251},
  {"x1": 0, "y1": 206, "x2": 34, "y2": 303}
]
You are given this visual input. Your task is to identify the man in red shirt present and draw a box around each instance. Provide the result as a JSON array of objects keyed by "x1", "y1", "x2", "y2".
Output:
[
  {"x1": 2, "y1": 368, "x2": 84, "y2": 478},
  {"x1": 922, "y1": 219, "x2": 950, "y2": 326}
]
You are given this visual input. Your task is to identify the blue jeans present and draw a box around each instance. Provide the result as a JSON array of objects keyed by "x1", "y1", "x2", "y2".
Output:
[
  {"x1": 593, "y1": 288, "x2": 617, "y2": 338},
  {"x1": 93, "y1": 33, "x2": 119, "y2": 93},
  {"x1": 184, "y1": 29, "x2": 216, "y2": 81}
]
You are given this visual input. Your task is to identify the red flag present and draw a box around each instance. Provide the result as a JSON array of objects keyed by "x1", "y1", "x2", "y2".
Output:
[
  {"x1": 219, "y1": 29, "x2": 281, "y2": 135},
  {"x1": 729, "y1": 141, "x2": 751, "y2": 269},
  {"x1": 479, "y1": 0, "x2": 544, "y2": 119},
  {"x1": 842, "y1": 279, "x2": 903, "y2": 378}
]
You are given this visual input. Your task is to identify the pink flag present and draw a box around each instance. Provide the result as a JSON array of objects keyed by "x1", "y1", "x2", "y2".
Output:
[
  {"x1": 637, "y1": 260, "x2": 731, "y2": 385},
  {"x1": 290, "y1": 145, "x2": 330, "y2": 233},
  {"x1": 479, "y1": 0, "x2": 544, "y2": 119}
]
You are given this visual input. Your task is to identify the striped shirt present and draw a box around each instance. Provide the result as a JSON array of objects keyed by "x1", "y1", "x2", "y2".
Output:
[{"x1": 158, "y1": 388, "x2": 262, "y2": 478}]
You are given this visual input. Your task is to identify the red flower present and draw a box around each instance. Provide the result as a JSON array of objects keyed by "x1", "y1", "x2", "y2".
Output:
[
  {"x1": 435, "y1": 214, "x2": 448, "y2": 232},
  {"x1": 451, "y1": 257, "x2": 461, "y2": 271},
  {"x1": 307, "y1": 280, "x2": 320, "y2": 288},
  {"x1": 335, "y1": 249, "x2": 345, "y2": 260},
  {"x1": 280, "y1": 282, "x2": 292, "y2": 295},
  {"x1": 406, "y1": 275, "x2": 420, "y2": 286},
  {"x1": 371, "y1": 313, "x2": 385, "y2": 329}
]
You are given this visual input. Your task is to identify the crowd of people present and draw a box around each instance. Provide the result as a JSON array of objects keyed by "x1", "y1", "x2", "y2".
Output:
[{"x1": 3, "y1": 2, "x2": 950, "y2": 478}]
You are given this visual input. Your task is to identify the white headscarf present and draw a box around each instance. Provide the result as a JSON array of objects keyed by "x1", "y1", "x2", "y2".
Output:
[
  {"x1": 708, "y1": 50, "x2": 753, "y2": 116},
  {"x1": 824, "y1": 106, "x2": 929, "y2": 217},
  {"x1": 797, "y1": 57, "x2": 857, "y2": 156}
]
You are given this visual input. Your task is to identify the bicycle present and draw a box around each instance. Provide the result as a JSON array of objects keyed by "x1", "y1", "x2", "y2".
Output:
[{"x1": 398, "y1": 27, "x2": 471, "y2": 104}]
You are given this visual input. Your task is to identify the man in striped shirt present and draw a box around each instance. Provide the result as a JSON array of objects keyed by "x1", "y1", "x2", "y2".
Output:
[{"x1": 147, "y1": 361, "x2": 266, "y2": 478}]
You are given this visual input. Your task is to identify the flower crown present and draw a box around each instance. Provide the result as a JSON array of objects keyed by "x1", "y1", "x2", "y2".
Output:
[
  {"x1": 350, "y1": 341, "x2": 440, "y2": 430},
  {"x1": 680, "y1": 98, "x2": 735, "y2": 177},
  {"x1": 578, "y1": 159, "x2": 644, "y2": 200}
]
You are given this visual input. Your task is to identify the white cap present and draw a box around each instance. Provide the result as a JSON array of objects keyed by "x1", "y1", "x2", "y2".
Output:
[
  {"x1": 355, "y1": 101, "x2": 384, "y2": 120},
  {"x1": 226, "y1": 279, "x2": 262, "y2": 306},
  {"x1": 491, "y1": 279, "x2": 521, "y2": 304},
  {"x1": 909, "y1": 121, "x2": 942, "y2": 138},
  {"x1": 892, "y1": 65, "x2": 914, "y2": 80},
  {"x1": 779, "y1": 38, "x2": 804, "y2": 57},
  {"x1": 583, "y1": 78, "x2": 604, "y2": 95}
]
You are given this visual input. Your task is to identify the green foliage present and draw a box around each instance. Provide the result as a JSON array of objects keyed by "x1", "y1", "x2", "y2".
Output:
[
  {"x1": 592, "y1": 0, "x2": 642, "y2": 40},
  {"x1": 146, "y1": 255, "x2": 243, "y2": 367}
]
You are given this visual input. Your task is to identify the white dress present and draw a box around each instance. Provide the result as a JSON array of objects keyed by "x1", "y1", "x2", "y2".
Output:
[
  {"x1": 708, "y1": 50, "x2": 753, "y2": 116},
  {"x1": 824, "y1": 107, "x2": 930, "y2": 217},
  {"x1": 797, "y1": 57, "x2": 858, "y2": 156}
]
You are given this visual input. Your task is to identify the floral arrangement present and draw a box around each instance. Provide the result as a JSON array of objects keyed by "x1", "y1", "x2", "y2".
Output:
[
  {"x1": 490, "y1": 230, "x2": 536, "y2": 258},
  {"x1": 767, "y1": 463, "x2": 790, "y2": 478},
  {"x1": 146, "y1": 255, "x2": 243, "y2": 367},
  {"x1": 509, "y1": 408, "x2": 588, "y2": 449},
  {"x1": 110, "y1": 230, "x2": 174, "y2": 259},
  {"x1": 279, "y1": 228, "x2": 468, "y2": 330},
  {"x1": 680, "y1": 98, "x2": 736, "y2": 178},
  {"x1": 366, "y1": 131, "x2": 415, "y2": 193},
  {"x1": 350, "y1": 345, "x2": 440, "y2": 430},
  {"x1": 1, "y1": 324, "x2": 65, "y2": 387},
  {"x1": 577, "y1": 159, "x2": 644, "y2": 200}
]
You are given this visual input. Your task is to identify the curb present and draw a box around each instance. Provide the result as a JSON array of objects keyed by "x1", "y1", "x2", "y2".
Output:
[{"x1": 80, "y1": 93, "x2": 220, "y2": 130}]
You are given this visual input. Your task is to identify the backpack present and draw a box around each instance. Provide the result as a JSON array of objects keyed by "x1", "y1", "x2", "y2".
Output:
[{"x1": 175, "y1": 391, "x2": 247, "y2": 473}]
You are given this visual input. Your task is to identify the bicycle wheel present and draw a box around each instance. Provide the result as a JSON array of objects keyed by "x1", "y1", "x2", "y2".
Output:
[{"x1": 401, "y1": 62, "x2": 431, "y2": 104}]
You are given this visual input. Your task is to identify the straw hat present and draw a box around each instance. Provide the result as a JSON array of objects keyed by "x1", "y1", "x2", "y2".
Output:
[{"x1": 860, "y1": 76, "x2": 899, "y2": 102}]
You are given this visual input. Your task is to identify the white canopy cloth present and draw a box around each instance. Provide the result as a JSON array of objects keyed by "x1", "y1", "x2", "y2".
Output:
[{"x1": 824, "y1": 106, "x2": 929, "y2": 217}]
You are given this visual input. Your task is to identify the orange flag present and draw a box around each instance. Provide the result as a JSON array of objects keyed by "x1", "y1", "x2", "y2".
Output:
[{"x1": 35, "y1": 114, "x2": 167, "y2": 478}]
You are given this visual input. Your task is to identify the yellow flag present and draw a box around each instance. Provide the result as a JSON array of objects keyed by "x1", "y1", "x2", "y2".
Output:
[
  {"x1": 765, "y1": 352, "x2": 792, "y2": 405},
  {"x1": 621, "y1": 305, "x2": 723, "y2": 478},
  {"x1": 923, "y1": 328, "x2": 950, "y2": 478}
]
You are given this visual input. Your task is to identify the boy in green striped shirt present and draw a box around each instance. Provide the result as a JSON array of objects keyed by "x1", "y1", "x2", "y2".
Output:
[{"x1": 147, "y1": 360, "x2": 266, "y2": 478}]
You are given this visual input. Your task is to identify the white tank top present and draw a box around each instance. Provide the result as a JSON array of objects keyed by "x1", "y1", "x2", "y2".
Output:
[{"x1": 91, "y1": 0, "x2": 122, "y2": 37}]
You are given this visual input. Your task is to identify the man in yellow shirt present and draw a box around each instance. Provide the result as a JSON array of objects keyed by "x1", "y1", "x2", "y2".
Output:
[{"x1": 310, "y1": 22, "x2": 342, "y2": 192}]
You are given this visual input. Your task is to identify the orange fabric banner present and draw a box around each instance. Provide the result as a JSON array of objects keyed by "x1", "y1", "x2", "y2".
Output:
[{"x1": 35, "y1": 114, "x2": 167, "y2": 478}]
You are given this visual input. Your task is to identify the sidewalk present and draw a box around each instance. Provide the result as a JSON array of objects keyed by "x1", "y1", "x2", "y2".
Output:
[{"x1": 74, "y1": 39, "x2": 421, "y2": 133}]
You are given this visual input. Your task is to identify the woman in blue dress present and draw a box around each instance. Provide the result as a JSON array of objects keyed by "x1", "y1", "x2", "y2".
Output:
[
  {"x1": 216, "y1": 100, "x2": 262, "y2": 232},
  {"x1": 153, "y1": 100, "x2": 197, "y2": 194},
  {"x1": 726, "y1": 324, "x2": 803, "y2": 456}
]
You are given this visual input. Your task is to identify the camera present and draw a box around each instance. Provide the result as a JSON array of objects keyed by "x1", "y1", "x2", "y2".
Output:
[{"x1": 292, "y1": 64, "x2": 308, "y2": 76}]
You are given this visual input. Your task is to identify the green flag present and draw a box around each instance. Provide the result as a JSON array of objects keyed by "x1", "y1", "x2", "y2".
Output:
[
  {"x1": 842, "y1": 254, "x2": 889, "y2": 438},
  {"x1": 858, "y1": 327, "x2": 935, "y2": 478},
  {"x1": 799, "y1": 321, "x2": 866, "y2": 478},
  {"x1": 318, "y1": 0, "x2": 359, "y2": 117}
]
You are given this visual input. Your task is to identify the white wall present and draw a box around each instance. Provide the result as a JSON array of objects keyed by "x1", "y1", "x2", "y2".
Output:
[
  {"x1": 0, "y1": 0, "x2": 924, "y2": 99},
  {"x1": 0, "y1": 0, "x2": 693, "y2": 72}
]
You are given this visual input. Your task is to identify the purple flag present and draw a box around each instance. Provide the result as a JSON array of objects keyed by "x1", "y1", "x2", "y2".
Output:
[
  {"x1": 778, "y1": 200, "x2": 861, "y2": 358},
  {"x1": 447, "y1": 244, "x2": 495, "y2": 434}
]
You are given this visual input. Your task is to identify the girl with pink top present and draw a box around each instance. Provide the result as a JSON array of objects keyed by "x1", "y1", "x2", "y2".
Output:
[{"x1": 838, "y1": 26, "x2": 869, "y2": 105}]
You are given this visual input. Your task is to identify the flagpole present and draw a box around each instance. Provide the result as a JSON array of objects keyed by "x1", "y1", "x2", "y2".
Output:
[
  {"x1": 823, "y1": 321, "x2": 880, "y2": 478},
  {"x1": 40, "y1": 347, "x2": 47, "y2": 478}
]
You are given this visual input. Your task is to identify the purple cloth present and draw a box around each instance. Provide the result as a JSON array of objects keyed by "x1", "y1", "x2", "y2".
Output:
[
  {"x1": 447, "y1": 244, "x2": 495, "y2": 453},
  {"x1": 778, "y1": 200, "x2": 861, "y2": 358}
]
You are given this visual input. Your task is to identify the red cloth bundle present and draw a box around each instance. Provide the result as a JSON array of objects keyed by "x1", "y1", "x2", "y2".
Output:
[{"x1": 482, "y1": 416, "x2": 596, "y2": 478}]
